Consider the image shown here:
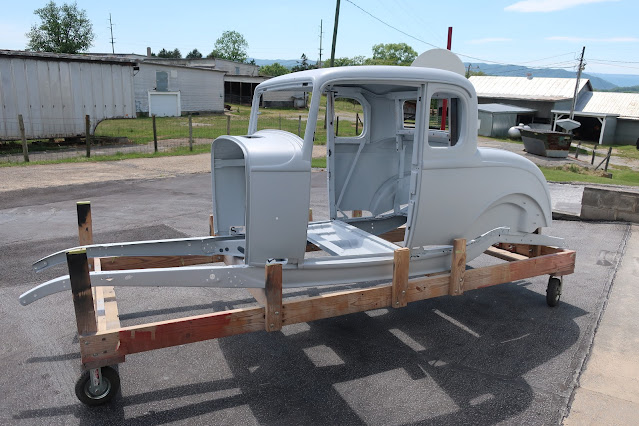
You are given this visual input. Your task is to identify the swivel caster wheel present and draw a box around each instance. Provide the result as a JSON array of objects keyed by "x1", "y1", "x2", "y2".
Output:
[
  {"x1": 546, "y1": 276, "x2": 562, "y2": 307},
  {"x1": 75, "y1": 366, "x2": 120, "y2": 406}
]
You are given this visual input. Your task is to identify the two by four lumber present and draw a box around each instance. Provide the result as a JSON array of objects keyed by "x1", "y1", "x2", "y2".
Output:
[{"x1": 449, "y1": 239, "x2": 466, "y2": 296}]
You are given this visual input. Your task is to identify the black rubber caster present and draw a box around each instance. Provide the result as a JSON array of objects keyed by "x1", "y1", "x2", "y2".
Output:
[
  {"x1": 546, "y1": 277, "x2": 562, "y2": 307},
  {"x1": 75, "y1": 366, "x2": 120, "y2": 406}
]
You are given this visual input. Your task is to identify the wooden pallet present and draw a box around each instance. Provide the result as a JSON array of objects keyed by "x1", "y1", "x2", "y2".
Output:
[{"x1": 67, "y1": 203, "x2": 576, "y2": 370}]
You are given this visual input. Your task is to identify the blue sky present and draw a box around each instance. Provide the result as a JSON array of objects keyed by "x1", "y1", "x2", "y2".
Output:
[{"x1": 1, "y1": 0, "x2": 638, "y2": 75}]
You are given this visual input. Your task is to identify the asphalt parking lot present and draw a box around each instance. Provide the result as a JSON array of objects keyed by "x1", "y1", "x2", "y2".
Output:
[{"x1": 0, "y1": 172, "x2": 630, "y2": 425}]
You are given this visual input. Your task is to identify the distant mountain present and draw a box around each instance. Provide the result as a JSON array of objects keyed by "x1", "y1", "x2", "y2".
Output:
[
  {"x1": 589, "y1": 73, "x2": 639, "y2": 88},
  {"x1": 601, "y1": 85, "x2": 639, "y2": 93},
  {"x1": 465, "y1": 63, "x2": 617, "y2": 90},
  {"x1": 250, "y1": 58, "x2": 317, "y2": 69}
]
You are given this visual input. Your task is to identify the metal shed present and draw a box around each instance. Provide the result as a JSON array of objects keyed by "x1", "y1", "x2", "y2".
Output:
[
  {"x1": 134, "y1": 62, "x2": 226, "y2": 115},
  {"x1": 0, "y1": 50, "x2": 136, "y2": 140},
  {"x1": 478, "y1": 103, "x2": 536, "y2": 138}
]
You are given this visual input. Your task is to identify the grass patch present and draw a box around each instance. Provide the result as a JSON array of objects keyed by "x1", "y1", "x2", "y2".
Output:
[
  {"x1": 0, "y1": 144, "x2": 211, "y2": 168},
  {"x1": 311, "y1": 157, "x2": 327, "y2": 168},
  {"x1": 612, "y1": 144, "x2": 639, "y2": 161},
  {"x1": 539, "y1": 164, "x2": 639, "y2": 186}
]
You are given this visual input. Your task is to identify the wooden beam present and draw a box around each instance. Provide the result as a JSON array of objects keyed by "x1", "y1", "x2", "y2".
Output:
[
  {"x1": 449, "y1": 239, "x2": 466, "y2": 296},
  {"x1": 77, "y1": 201, "x2": 94, "y2": 271},
  {"x1": 265, "y1": 263, "x2": 283, "y2": 331},
  {"x1": 379, "y1": 227, "x2": 405, "y2": 244},
  {"x1": 209, "y1": 214, "x2": 215, "y2": 237},
  {"x1": 80, "y1": 306, "x2": 265, "y2": 366},
  {"x1": 531, "y1": 228, "x2": 542, "y2": 258},
  {"x1": 67, "y1": 249, "x2": 97, "y2": 336},
  {"x1": 79, "y1": 248, "x2": 576, "y2": 367},
  {"x1": 99, "y1": 255, "x2": 223, "y2": 271},
  {"x1": 484, "y1": 246, "x2": 528, "y2": 262},
  {"x1": 391, "y1": 247, "x2": 410, "y2": 308}
]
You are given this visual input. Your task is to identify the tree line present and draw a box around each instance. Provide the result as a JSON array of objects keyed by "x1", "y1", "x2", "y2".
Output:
[{"x1": 25, "y1": 1, "x2": 422, "y2": 75}]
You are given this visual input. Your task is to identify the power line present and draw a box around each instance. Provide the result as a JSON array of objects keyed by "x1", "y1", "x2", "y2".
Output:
[{"x1": 344, "y1": 0, "x2": 584, "y2": 69}]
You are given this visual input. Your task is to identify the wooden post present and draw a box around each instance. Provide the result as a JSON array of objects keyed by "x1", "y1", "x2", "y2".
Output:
[
  {"x1": 152, "y1": 114, "x2": 158, "y2": 153},
  {"x1": 531, "y1": 228, "x2": 542, "y2": 258},
  {"x1": 355, "y1": 112, "x2": 359, "y2": 135},
  {"x1": 226, "y1": 115, "x2": 231, "y2": 135},
  {"x1": 604, "y1": 146, "x2": 612, "y2": 172},
  {"x1": 77, "y1": 201, "x2": 94, "y2": 270},
  {"x1": 209, "y1": 214, "x2": 215, "y2": 237},
  {"x1": 353, "y1": 210, "x2": 362, "y2": 218},
  {"x1": 336, "y1": 116, "x2": 339, "y2": 136},
  {"x1": 308, "y1": 208, "x2": 313, "y2": 222},
  {"x1": 298, "y1": 115, "x2": 302, "y2": 137},
  {"x1": 18, "y1": 114, "x2": 29, "y2": 162},
  {"x1": 575, "y1": 141, "x2": 581, "y2": 159},
  {"x1": 591, "y1": 145, "x2": 596, "y2": 165},
  {"x1": 67, "y1": 249, "x2": 97, "y2": 335},
  {"x1": 85, "y1": 115, "x2": 91, "y2": 158},
  {"x1": 449, "y1": 239, "x2": 466, "y2": 296},
  {"x1": 391, "y1": 247, "x2": 410, "y2": 308},
  {"x1": 265, "y1": 263, "x2": 283, "y2": 332},
  {"x1": 188, "y1": 114, "x2": 193, "y2": 151}
]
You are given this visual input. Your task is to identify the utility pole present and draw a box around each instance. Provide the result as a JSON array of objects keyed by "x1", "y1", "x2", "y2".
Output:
[
  {"x1": 109, "y1": 14, "x2": 115, "y2": 54},
  {"x1": 318, "y1": 20, "x2": 324, "y2": 68},
  {"x1": 569, "y1": 46, "x2": 586, "y2": 121},
  {"x1": 441, "y1": 26, "x2": 453, "y2": 131},
  {"x1": 330, "y1": 0, "x2": 340, "y2": 67}
]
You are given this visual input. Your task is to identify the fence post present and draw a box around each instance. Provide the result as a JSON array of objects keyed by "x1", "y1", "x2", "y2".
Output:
[
  {"x1": 604, "y1": 146, "x2": 612, "y2": 172},
  {"x1": 152, "y1": 114, "x2": 158, "y2": 153},
  {"x1": 575, "y1": 141, "x2": 581, "y2": 159},
  {"x1": 188, "y1": 114, "x2": 193, "y2": 151},
  {"x1": 298, "y1": 115, "x2": 302, "y2": 137},
  {"x1": 226, "y1": 115, "x2": 231, "y2": 135},
  {"x1": 85, "y1": 115, "x2": 91, "y2": 158},
  {"x1": 18, "y1": 114, "x2": 29, "y2": 163},
  {"x1": 591, "y1": 144, "x2": 596, "y2": 165},
  {"x1": 336, "y1": 116, "x2": 339, "y2": 136},
  {"x1": 355, "y1": 112, "x2": 359, "y2": 135}
]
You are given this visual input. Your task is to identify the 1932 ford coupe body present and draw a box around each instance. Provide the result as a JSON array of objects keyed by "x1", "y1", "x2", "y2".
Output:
[{"x1": 21, "y1": 65, "x2": 562, "y2": 304}]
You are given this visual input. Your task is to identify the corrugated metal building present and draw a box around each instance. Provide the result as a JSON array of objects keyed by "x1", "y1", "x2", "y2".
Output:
[
  {"x1": 478, "y1": 104, "x2": 536, "y2": 138},
  {"x1": 0, "y1": 50, "x2": 135, "y2": 140},
  {"x1": 471, "y1": 75, "x2": 639, "y2": 145},
  {"x1": 469, "y1": 76, "x2": 592, "y2": 122},
  {"x1": 552, "y1": 91, "x2": 639, "y2": 144},
  {"x1": 134, "y1": 62, "x2": 226, "y2": 115}
]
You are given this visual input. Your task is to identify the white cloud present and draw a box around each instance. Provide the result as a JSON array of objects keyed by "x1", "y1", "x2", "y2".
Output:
[
  {"x1": 547, "y1": 36, "x2": 639, "y2": 42},
  {"x1": 505, "y1": 0, "x2": 618, "y2": 13},
  {"x1": 468, "y1": 38, "x2": 513, "y2": 45}
]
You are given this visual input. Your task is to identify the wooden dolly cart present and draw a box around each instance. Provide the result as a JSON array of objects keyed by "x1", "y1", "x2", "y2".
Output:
[{"x1": 57, "y1": 202, "x2": 575, "y2": 405}]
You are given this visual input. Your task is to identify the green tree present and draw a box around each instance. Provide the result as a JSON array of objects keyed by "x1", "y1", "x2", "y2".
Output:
[
  {"x1": 207, "y1": 30, "x2": 248, "y2": 62},
  {"x1": 186, "y1": 49, "x2": 202, "y2": 59},
  {"x1": 260, "y1": 62, "x2": 289, "y2": 77},
  {"x1": 368, "y1": 43, "x2": 417, "y2": 66},
  {"x1": 331, "y1": 56, "x2": 367, "y2": 67},
  {"x1": 291, "y1": 53, "x2": 316, "y2": 72},
  {"x1": 157, "y1": 48, "x2": 181, "y2": 58},
  {"x1": 26, "y1": 1, "x2": 94, "y2": 53}
]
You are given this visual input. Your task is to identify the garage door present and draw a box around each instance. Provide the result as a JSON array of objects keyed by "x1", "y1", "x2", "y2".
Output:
[{"x1": 148, "y1": 92, "x2": 181, "y2": 117}]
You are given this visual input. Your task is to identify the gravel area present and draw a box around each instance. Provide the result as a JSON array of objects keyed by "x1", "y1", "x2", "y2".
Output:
[{"x1": 0, "y1": 145, "x2": 329, "y2": 193}]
